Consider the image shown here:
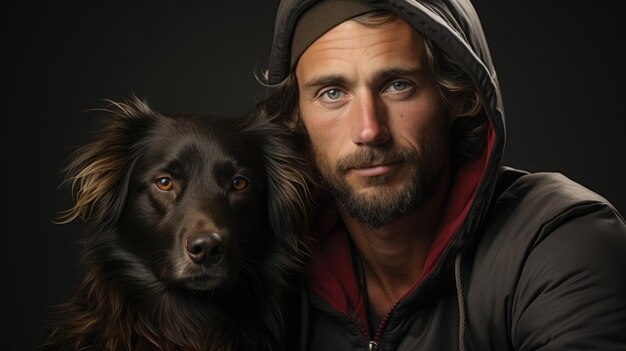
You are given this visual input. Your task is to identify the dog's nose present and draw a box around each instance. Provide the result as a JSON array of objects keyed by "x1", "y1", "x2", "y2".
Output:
[{"x1": 186, "y1": 232, "x2": 225, "y2": 266}]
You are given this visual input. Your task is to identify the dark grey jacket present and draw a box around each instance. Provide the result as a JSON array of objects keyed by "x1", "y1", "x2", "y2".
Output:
[{"x1": 268, "y1": 1, "x2": 626, "y2": 350}]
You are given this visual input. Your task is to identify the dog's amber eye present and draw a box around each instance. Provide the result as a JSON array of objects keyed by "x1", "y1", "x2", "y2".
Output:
[
  {"x1": 231, "y1": 176, "x2": 248, "y2": 191},
  {"x1": 156, "y1": 177, "x2": 174, "y2": 191}
]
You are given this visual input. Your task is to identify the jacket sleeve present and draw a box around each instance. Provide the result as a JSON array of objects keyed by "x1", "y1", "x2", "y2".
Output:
[{"x1": 510, "y1": 203, "x2": 626, "y2": 350}]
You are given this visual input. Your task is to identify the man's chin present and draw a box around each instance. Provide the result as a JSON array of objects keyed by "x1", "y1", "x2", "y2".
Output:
[{"x1": 335, "y1": 184, "x2": 421, "y2": 226}]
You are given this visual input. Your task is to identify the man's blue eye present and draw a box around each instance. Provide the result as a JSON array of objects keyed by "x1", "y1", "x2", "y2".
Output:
[
  {"x1": 324, "y1": 89, "x2": 342, "y2": 100},
  {"x1": 391, "y1": 81, "x2": 407, "y2": 91}
]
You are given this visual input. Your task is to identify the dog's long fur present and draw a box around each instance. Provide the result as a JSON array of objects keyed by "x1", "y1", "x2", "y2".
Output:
[{"x1": 43, "y1": 98, "x2": 312, "y2": 350}]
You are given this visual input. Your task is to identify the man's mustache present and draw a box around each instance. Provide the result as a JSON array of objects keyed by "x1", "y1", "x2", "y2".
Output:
[{"x1": 335, "y1": 147, "x2": 417, "y2": 174}]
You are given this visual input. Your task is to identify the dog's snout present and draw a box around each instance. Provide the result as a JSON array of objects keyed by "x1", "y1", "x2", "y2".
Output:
[{"x1": 186, "y1": 232, "x2": 225, "y2": 266}]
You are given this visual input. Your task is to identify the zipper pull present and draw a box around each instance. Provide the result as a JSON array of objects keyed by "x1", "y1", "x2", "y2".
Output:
[{"x1": 369, "y1": 341, "x2": 379, "y2": 351}]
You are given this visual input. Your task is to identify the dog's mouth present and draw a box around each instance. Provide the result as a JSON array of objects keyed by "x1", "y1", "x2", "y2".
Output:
[{"x1": 181, "y1": 272, "x2": 228, "y2": 292}]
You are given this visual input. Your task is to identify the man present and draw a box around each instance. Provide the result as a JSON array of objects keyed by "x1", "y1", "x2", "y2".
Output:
[{"x1": 261, "y1": 0, "x2": 626, "y2": 350}]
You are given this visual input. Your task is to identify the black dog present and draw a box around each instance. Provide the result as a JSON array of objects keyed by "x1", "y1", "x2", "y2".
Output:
[{"x1": 43, "y1": 98, "x2": 311, "y2": 350}]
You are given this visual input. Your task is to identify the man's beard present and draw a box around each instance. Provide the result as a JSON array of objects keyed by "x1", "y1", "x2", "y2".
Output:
[{"x1": 311, "y1": 143, "x2": 443, "y2": 227}]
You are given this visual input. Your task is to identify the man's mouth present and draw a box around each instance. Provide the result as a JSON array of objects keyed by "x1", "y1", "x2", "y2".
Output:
[{"x1": 347, "y1": 161, "x2": 403, "y2": 177}]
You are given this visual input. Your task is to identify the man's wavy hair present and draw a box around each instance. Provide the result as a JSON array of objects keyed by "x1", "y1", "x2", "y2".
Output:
[{"x1": 259, "y1": 10, "x2": 488, "y2": 168}]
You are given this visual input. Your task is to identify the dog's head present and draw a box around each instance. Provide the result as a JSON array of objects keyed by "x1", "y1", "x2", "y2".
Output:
[{"x1": 61, "y1": 97, "x2": 311, "y2": 294}]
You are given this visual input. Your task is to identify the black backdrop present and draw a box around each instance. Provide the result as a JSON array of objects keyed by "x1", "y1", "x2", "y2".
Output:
[{"x1": 3, "y1": 1, "x2": 625, "y2": 349}]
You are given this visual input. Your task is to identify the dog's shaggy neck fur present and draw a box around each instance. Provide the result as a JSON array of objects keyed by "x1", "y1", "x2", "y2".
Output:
[{"x1": 45, "y1": 231, "x2": 283, "y2": 350}]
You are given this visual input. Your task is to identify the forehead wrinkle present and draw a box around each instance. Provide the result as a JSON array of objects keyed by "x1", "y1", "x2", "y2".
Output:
[{"x1": 311, "y1": 29, "x2": 402, "y2": 57}]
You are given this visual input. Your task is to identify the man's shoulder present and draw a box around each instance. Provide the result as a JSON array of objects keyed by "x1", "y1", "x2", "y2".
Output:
[
  {"x1": 467, "y1": 167, "x2": 626, "y2": 349},
  {"x1": 471, "y1": 166, "x2": 626, "y2": 298},
  {"x1": 476, "y1": 166, "x2": 625, "y2": 257},
  {"x1": 492, "y1": 166, "x2": 621, "y2": 222}
]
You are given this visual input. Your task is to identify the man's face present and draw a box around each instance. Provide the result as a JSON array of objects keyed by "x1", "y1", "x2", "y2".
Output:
[{"x1": 295, "y1": 16, "x2": 453, "y2": 226}]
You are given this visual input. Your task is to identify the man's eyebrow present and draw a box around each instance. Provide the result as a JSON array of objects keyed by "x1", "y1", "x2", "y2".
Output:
[
  {"x1": 377, "y1": 66, "x2": 426, "y2": 81},
  {"x1": 301, "y1": 74, "x2": 350, "y2": 91}
]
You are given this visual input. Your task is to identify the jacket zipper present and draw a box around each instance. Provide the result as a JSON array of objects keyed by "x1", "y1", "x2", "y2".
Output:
[{"x1": 361, "y1": 299, "x2": 403, "y2": 351}]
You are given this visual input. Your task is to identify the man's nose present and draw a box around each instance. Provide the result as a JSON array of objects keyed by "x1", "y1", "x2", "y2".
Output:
[{"x1": 351, "y1": 93, "x2": 390, "y2": 146}]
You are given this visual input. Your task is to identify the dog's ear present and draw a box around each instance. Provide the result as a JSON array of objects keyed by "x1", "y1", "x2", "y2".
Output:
[
  {"x1": 242, "y1": 111, "x2": 315, "y2": 271},
  {"x1": 59, "y1": 96, "x2": 157, "y2": 230}
]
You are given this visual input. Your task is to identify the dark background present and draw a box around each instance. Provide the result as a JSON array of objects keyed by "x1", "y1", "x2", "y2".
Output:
[{"x1": 3, "y1": 1, "x2": 625, "y2": 349}]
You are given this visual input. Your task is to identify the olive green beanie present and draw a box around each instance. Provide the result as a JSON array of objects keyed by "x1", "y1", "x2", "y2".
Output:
[{"x1": 290, "y1": 0, "x2": 376, "y2": 67}]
